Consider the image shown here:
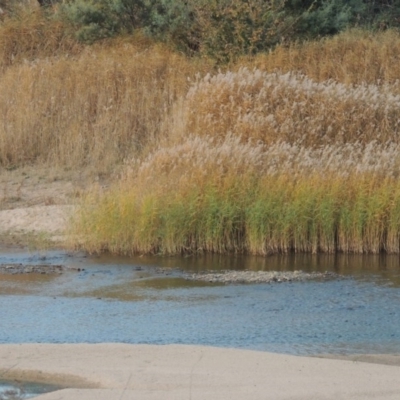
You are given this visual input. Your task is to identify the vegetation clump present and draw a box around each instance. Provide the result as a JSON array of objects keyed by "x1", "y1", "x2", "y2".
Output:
[{"x1": 2, "y1": 2, "x2": 400, "y2": 255}]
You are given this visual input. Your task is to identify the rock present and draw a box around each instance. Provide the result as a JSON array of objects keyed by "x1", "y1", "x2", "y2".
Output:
[
  {"x1": 0, "y1": 263, "x2": 74, "y2": 275},
  {"x1": 184, "y1": 270, "x2": 341, "y2": 285}
]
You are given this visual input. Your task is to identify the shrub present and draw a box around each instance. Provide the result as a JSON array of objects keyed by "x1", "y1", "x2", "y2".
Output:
[
  {"x1": 62, "y1": 0, "x2": 122, "y2": 42},
  {"x1": 63, "y1": 0, "x2": 201, "y2": 51},
  {"x1": 192, "y1": 0, "x2": 287, "y2": 63}
]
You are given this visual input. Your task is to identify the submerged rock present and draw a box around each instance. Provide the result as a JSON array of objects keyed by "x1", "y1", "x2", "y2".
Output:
[
  {"x1": 184, "y1": 270, "x2": 339, "y2": 284},
  {"x1": 0, "y1": 263, "x2": 83, "y2": 274}
]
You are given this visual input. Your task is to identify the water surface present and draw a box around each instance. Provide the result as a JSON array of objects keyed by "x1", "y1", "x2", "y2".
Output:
[{"x1": 0, "y1": 250, "x2": 399, "y2": 355}]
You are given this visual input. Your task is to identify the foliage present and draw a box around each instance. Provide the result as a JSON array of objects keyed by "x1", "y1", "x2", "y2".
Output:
[
  {"x1": 284, "y1": 0, "x2": 400, "y2": 36},
  {"x1": 68, "y1": 60, "x2": 400, "y2": 255},
  {"x1": 59, "y1": 0, "x2": 400, "y2": 59},
  {"x1": 62, "y1": 0, "x2": 122, "y2": 42},
  {"x1": 63, "y1": 0, "x2": 200, "y2": 50},
  {"x1": 145, "y1": 0, "x2": 200, "y2": 53},
  {"x1": 4, "y1": 2, "x2": 400, "y2": 255},
  {"x1": 251, "y1": 29, "x2": 400, "y2": 85},
  {"x1": 0, "y1": 41, "x2": 210, "y2": 168},
  {"x1": 192, "y1": 0, "x2": 287, "y2": 63}
]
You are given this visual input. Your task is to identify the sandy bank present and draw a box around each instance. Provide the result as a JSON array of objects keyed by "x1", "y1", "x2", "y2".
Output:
[
  {"x1": 0, "y1": 205, "x2": 73, "y2": 235},
  {"x1": 0, "y1": 344, "x2": 399, "y2": 400}
]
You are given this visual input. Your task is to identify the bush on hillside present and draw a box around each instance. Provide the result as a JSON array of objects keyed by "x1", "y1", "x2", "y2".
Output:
[
  {"x1": 63, "y1": 0, "x2": 287, "y2": 60},
  {"x1": 62, "y1": 0, "x2": 122, "y2": 42},
  {"x1": 192, "y1": 0, "x2": 287, "y2": 62},
  {"x1": 30, "y1": 0, "x2": 400, "y2": 59},
  {"x1": 62, "y1": 0, "x2": 400, "y2": 60},
  {"x1": 63, "y1": 0, "x2": 200, "y2": 48},
  {"x1": 285, "y1": 0, "x2": 400, "y2": 36}
]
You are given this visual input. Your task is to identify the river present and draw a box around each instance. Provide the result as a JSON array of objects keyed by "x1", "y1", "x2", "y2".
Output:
[{"x1": 0, "y1": 249, "x2": 399, "y2": 356}]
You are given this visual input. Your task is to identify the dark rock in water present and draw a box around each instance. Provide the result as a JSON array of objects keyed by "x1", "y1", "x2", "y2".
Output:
[
  {"x1": 184, "y1": 270, "x2": 341, "y2": 284},
  {"x1": 0, "y1": 263, "x2": 74, "y2": 274}
]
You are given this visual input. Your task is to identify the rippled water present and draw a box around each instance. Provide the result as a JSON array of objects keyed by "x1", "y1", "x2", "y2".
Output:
[{"x1": 0, "y1": 249, "x2": 400, "y2": 355}]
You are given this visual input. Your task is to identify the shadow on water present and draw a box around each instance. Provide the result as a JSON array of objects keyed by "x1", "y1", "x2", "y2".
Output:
[{"x1": 0, "y1": 248, "x2": 400, "y2": 355}]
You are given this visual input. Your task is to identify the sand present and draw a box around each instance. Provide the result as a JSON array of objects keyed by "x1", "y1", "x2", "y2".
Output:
[
  {"x1": 0, "y1": 205, "x2": 73, "y2": 234},
  {"x1": 0, "y1": 344, "x2": 399, "y2": 400}
]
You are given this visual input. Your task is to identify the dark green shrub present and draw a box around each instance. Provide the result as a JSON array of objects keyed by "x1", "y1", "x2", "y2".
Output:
[
  {"x1": 145, "y1": 0, "x2": 199, "y2": 53},
  {"x1": 192, "y1": 0, "x2": 287, "y2": 63},
  {"x1": 62, "y1": 0, "x2": 122, "y2": 42},
  {"x1": 62, "y1": 0, "x2": 400, "y2": 57},
  {"x1": 284, "y1": 0, "x2": 400, "y2": 37},
  {"x1": 64, "y1": 0, "x2": 199, "y2": 48}
]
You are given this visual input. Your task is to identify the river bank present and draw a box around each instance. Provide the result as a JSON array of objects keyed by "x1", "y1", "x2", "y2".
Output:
[{"x1": 0, "y1": 344, "x2": 399, "y2": 400}]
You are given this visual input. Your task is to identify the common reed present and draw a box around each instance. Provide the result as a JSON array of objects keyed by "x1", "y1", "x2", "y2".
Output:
[
  {"x1": 70, "y1": 136, "x2": 400, "y2": 255},
  {"x1": 251, "y1": 29, "x2": 400, "y2": 86},
  {"x1": 0, "y1": 41, "x2": 209, "y2": 169},
  {"x1": 0, "y1": 7, "x2": 81, "y2": 72},
  {"x1": 2, "y1": 21, "x2": 400, "y2": 255},
  {"x1": 170, "y1": 68, "x2": 400, "y2": 147}
]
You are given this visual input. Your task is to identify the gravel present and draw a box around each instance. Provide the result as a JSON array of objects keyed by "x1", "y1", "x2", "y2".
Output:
[
  {"x1": 0, "y1": 263, "x2": 83, "y2": 274},
  {"x1": 184, "y1": 270, "x2": 340, "y2": 284}
]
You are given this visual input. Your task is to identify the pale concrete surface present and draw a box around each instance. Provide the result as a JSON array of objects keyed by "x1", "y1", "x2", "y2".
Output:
[{"x1": 0, "y1": 344, "x2": 399, "y2": 400}]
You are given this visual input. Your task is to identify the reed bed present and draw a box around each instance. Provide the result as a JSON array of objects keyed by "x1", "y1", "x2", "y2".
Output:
[
  {"x1": 0, "y1": 42, "x2": 208, "y2": 169},
  {"x1": 170, "y1": 68, "x2": 400, "y2": 147},
  {"x1": 0, "y1": 8, "x2": 81, "y2": 72},
  {"x1": 251, "y1": 29, "x2": 400, "y2": 86},
  {"x1": 70, "y1": 136, "x2": 400, "y2": 255},
  {"x1": 2, "y1": 22, "x2": 400, "y2": 255},
  {"x1": 69, "y1": 63, "x2": 400, "y2": 255}
]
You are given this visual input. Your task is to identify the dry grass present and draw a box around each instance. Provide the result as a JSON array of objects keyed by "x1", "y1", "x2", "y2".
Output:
[
  {"x1": 251, "y1": 29, "x2": 400, "y2": 86},
  {"x1": 67, "y1": 32, "x2": 400, "y2": 255},
  {"x1": 0, "y1": 7, "x2": 81, "y2": 72},
  {"x1": 70, "y1": 136, "x2": 400, "y2": 255},
  {"x1": 168, "y1": 67, "x2": 400, "y2": 147},
  {"x1": 3, "y1": 19, "x2": 400, "y2": 255},
  {"x1": 0, "y1": 40, "x2": 210, "y2": 169}
]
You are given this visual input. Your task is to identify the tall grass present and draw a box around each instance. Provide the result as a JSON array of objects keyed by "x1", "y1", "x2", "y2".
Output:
[
  {"x1": 0, "y1": 40, "x2": 209, "y2": 169},
  {"x1": 3, "y1": 17, "x2": 400, "y2": 255},
  {"x1": 70, "y1": 136, "x2": 400, "y2": 255},
  {"x1": 169, "y1": 67, "x2": 400, "y2": 147},
  {"x1": 0, "y1": 7, "x2": 81, "y2": 72},
  {"x1": 251, "y1": 29, "x2": 400, "y2": 86},
  {"x1": 69, "y1": 59, "x2": 400, "y2": 255}
]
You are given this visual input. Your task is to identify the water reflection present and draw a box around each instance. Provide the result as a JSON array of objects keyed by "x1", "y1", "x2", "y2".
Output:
[
  {"x1": 89, "y1": 252, "x2": 400, "y2": 286},
  {"x1": 0, "y1": 249, "x2": 400, "y2": 355}
]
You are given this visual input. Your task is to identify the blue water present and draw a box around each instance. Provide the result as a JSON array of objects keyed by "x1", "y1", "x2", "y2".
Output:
[{"x1": 0, "y1": 250, "x2": 400, "y2": 355}]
